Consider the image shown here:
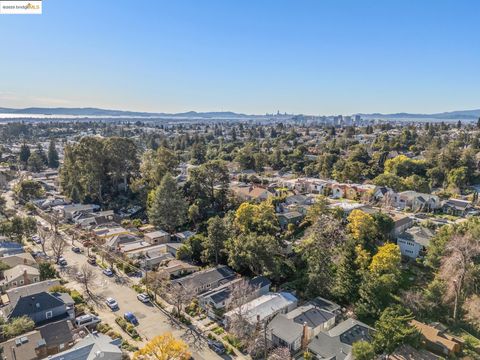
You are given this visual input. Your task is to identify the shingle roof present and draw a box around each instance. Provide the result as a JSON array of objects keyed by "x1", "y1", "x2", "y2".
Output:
[
  {"x1": 38, "y1": 319, "x2": 74, "y2": 348},
  {"x1": 8, "y1": 291, "x2": 65, "y2": 319},
  {"x1": 172, "y1": 265, "x2": 235, "y2": 290}
]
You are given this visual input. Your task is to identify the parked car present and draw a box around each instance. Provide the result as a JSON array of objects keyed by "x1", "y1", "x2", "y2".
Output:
[
  {"x1": 57, "y1": 257, "x2": 67, "y2": 266},
  {"x1": 71, "y1": 246, "x2": 81, "y2": 253},
  {"x1": 32, "y1": 235, "x2": 42, "y2": 244},
  {"x1": 87, "y1": 256, "x2": 97, "y2": 265},
  {"x1": 123, "y1": 312, "x2": 138, "y2": 325},
  {"x1": 103, "y1": 268, "x2": 114, "y2": 276},
  {"x1": 105, "y1": 297, "x2": 119, "y2": 310},
  {"x1": 208, "y1": 340, "x2": 226, "y2": 354},
  {"x1": 75, "y1": 314, "x2": 101, "y2": 327},
  {"x1": 137, "y1": 293, "x2": 150, "y2": 303}
]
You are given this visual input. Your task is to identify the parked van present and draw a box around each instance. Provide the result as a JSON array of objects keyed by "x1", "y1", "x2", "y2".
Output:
[{"x1": 75, "y1": 314, "x2": 101, "y2": 327}]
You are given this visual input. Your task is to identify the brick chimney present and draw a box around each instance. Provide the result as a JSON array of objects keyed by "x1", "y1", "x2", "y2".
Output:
[{"x1": 301, "y1": 322, "x2": 309, "y2": 349}]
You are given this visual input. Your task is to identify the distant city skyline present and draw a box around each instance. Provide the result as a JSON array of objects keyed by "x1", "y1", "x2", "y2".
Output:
[{"x1": 1, "y1": 0, "x2": 479, "y2": 114}]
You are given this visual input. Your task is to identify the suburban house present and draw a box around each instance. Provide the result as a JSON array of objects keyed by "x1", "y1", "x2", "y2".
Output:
[
  {"x1": 5, "y1": 291, "x2": 74, "y2": 325},
  {"x1": 397, "y1": 226, "x2": 435, "y2": 259},
  {"x1": 172, "y1": 266, "x2": 236, "y2": 295},
  {"x1": 37, "y1": 319, "x2": 75, "y2": 356},
  {"x1": 0, "y1": 330, "x2": 47, "y2": 360},
  {"x1": 48, "y1": 332, "x2": 122, "y2": 360},
  {"x1": 56, "y1": 203, "x2": 100, "y2": 221},
  {"x1": 0, "y1": 252, "x2": 37, "y2": 268},
  {"x1": 144, "y1": 230, "x2": 170, "y2": 245},
  {"x1": 3, "y1": 279, "x2": 61, "y2": 306},
  {"x1": 267, "y1": 304, "x2": 337, "y2": 352},
  {"x1": 442, "y1": 198, "x2": 474, "y2": 216},
  {"x1": 390, "y1": 213, "x2": 414, "y2": 236},
  {"x1": 106, "y1": 233, "x2": 141, "y2": 251},
  {"x1": 0, "y1": 265, "x2": 40, "y2": 291},
  {"x1": 73, "y1": 210, "x2": 116, "y2": 228},
  {"x1": 231, "y1": 184, "x2": 273, "y2": 202},
  {"x1": 277, "y1": 211, "x2": 304, "y2": 229},
  {"x1": 158, "y1": 259, "x2": 199, "y2": 279},
  {"x1": 397, "y1": 191, "x2": 441, "y2": 212},
  {"x1": 373, "y1": 186, "x2": 399, "y2": 205},
  {"x1": 411, "y1": 320, "x2": 463, "y2": 356},
  {"x1": 0, "y1": 241, "x2": 24, "y2": 256},
  {"x1": 173, "y1": 231, "x2": 196, "y2": 242},
  {"x1": 307, "y1": 318, "x2": 375, "y2": 360},
  {"x1": 198, "y1": 276, "x2": 271, "y2": 319},
  {"x1": 224, "y1": 292, "x2": 298, "y2": 327},
  {"x1": 93, "y1": 225, "x2": 130, "y2": 239}
]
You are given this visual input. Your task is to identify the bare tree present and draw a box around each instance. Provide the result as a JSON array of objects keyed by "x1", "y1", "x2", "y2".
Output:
[
  {"x1": 144, "y1": 271, "x2": 167, "y2": 302},
  {"x1": 50, "y1": 233, "x2": 67, "y2": 264},
  {"x1": 73, "y1": 264, "x2": 97, "y2": 295},
  {"x1": 268, "y1": 347, "x2": 291, "y2": 360},
  {"x1": 166, "y1": 281, "x2": 195, "y2": 316},
  {"x1": 439, "y1": 234, "x2": 480, "y2": 319}
]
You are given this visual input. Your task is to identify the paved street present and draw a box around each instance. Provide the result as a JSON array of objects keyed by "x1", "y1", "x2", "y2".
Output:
[{"x1": 4, "y1": 189, "x2": 227, "y2": 360}]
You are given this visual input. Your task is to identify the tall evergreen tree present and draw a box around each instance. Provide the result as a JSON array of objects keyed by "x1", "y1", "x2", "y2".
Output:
[
  {"x1": 19, "y1": 143, "x2": 31, "y2": 166},
  {"x1": 148, "y1": 173, "x2": 187, "y2": 232},
  {"x1": 47, "y1": 139, "x2": 59, "y2": 168},
  {"x1": 332, "y1": 238, "x2": 362, "y2": 304},
  {"x1": 202, "y1": 216, "x2": 228, "y2": 265}
]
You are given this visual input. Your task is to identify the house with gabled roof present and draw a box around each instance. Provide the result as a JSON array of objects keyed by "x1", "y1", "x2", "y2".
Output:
[
  {"x1": 0, "y1": 265, "x2": 40, "y2": 291},
  {"x1": 306, "y1": 318, "x2": 374, "y2": 360},
  {"x1": 4, "y1": 291, "x2": 74, "y2": 326}
]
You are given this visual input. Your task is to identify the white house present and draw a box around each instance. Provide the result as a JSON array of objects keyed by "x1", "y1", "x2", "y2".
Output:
[{"x1": 397, "y1": 226, "x2": 435, "y2": 259}]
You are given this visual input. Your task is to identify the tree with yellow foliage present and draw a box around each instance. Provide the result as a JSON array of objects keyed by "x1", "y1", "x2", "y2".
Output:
[
  {"x1": 347, "y1": 209, "x2": 377, "y2": 248},
  {"x1": 355, "y1": 243, "x2": 402, "y2": 320},
  {"x1": 369, "y1": 243, "x2": 401, "y2": 276},
  {"x1": 133, "y1": 333, "x2": 190, "y2": 360}
]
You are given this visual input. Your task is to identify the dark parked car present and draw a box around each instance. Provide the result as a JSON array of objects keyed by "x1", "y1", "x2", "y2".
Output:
[
  {"x1": 72, "y1": 246, "x2": 81, "y2": 253},
  {"x1": 123, "y1": 312, "x2": 138, "y2": 325},
  {"x1": 208, "y1": 340, "x2": 226, "y2": 354}
]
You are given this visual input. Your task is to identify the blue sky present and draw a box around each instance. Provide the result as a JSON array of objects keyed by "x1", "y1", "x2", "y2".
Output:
[{"x1": 0, "y1": 0, "x2": 479, "y2": 114}]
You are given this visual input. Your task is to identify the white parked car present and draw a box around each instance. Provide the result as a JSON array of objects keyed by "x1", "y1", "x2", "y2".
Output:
[
  {"x1": 75, "y1": 314, "x2": 101, "y2": 327},
  {"x1": 137, "y1": 293, "x2": 150, "y2": 303},
  {"x1": 105, "y1": 297, "x2": 119, "y2": 310}
]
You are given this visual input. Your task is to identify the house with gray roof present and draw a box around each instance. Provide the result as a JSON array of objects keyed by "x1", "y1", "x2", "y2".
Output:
[
  {"x1": 307, "y1": 318, "x2": 374, "y2": 360},
  {"x1": 48, "y1": 332, "x2": 122, "y2": 360},
  {"x1": 267, "y1": 304, "x2": 337, "y2": 352},
  {"x1": 224, "y1": 292, "x2": 298, "y2": 327},
  {"x1": 4, "y1": 279, "x2": 60, "y2": 306},
  {"x1": 198, "y1": 276, "x2": 271, "y2": 319},
  {"x1": 397, "y1": 226, "x2": 435, "y2": 259},
  {"x1": 5, "y1": 291, "x2": 74, "y2": 325},
  {"x1": 0, "y1": 252, "x2": 37, "y2": 268},
  {"x1": 0, "y1": 265, "x2": 40, "y2": 291},
  {"x1": 172, "y1": 265, "x2": 236, "y2": 295}
]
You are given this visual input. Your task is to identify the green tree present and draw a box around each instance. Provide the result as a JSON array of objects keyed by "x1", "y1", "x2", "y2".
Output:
[
  {"x1": 227, "y1": 232, "x2": 285, "y2": 281},
  {"x1": 2, "y1": 316, "x2": 34, "y2": 339},
  {"x1": 297, "y1": 215, "x2": 346, "y2": 297},
  {"x1": 47, "y1": 139, "x2": 59, "y2": 168},
  {"x1": 39, "y1": 262, "x2": 57, "y2": 280},
  {"x1": 352, "y1": 341, "x2": 375, "y2": 360},
  {"x1": 186, "y1": 160, "x2": 230, "y2": 217},
  {"x1": 148, "y1": 173, "x2": 187, "y2": 233},
  {"x1": 27, "y1": 152, "x2": 45, "y2": 172},
  {"x1": 447, "y1": 166, "x2": 469, "y2": 190},
  {"x1": 355, "y1": 244, "x2": 401, "y2": 320},
  {"x1": 372, "y1": 305, "x2": 421, "y2": 355},
  {"x1": 19, "y1": 143, "x2": 31, "y2": 166},
  {"x1": 332, "y1": 238, "x2": 362, "y2": 304},
  {"x1": 202, "y1": 216, "x2": 229, "y2": 265},
  {"x1": 14, "y1": 180, "x2": 44, "y2": 203}
]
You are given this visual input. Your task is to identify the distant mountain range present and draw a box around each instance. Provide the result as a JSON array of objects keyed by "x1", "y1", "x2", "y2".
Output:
[
  {"x1": 358, "y1": 109, "x2": 480, "y2": 120},
  {"x1": 0, "y1": 107, "x2": 479, "y2": 120},
  {"x1": 0, "y1": 107, "x2": 253, "y2": 118}
]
